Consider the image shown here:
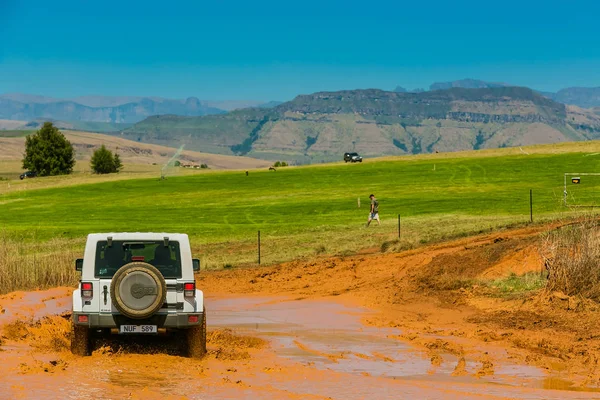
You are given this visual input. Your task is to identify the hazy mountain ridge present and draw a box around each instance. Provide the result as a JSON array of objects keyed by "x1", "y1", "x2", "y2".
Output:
[
  {"x1": 0, "y1": 95, "x2": 226, "y2": 124},
  {"x1": 426, "y1": 79, "x2": 600, "y2": 108},
  {"x1": 430, "y1": 79, "x2": 509, "y2": 91},
  {"x1": 0, "y1": 94, "x2": 279, "y2": 125},
  {"x1": 123, "y1": 87, "x2": 600, "y2": 163}
]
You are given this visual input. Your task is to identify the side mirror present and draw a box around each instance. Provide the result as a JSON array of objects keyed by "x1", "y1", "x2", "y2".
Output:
[
  {"x1": 75, "y1": 258, "x2": 84, "y2": 272},
  {"x1": 192, "y1": 258, "x2": 200, "y2": 272}
]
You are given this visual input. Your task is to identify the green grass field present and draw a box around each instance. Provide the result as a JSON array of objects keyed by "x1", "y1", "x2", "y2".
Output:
[{"x1": 1, "y1": 148, "x2": 599, "y2": 293}]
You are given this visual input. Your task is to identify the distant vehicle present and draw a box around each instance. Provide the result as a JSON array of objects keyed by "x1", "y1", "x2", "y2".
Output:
[
  {"x1": 344, "y1": 152, "x2": 363, "y2": 163},
  {"x1": 20, "y1": 171, "x2": 37, "y2": 180}
]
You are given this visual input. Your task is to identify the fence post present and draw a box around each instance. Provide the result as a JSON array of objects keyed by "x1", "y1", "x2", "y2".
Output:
[
  {"x1": 258, "y1": 230, "x2": 261, "y2": 265},
  {"x1": 398, "y1": 214, "x2": 401, "y2": 240},
  {"x1": 530, "y1": 189, "x2": 533, "y2": 223}
]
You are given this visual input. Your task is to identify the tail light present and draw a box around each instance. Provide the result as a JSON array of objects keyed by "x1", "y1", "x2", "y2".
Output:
[
  {"x1": 184, "y1": 282, "x2": 195, "y2": 298},
  {"x1": 81, "y1": 282, "x2": 93, "y2": 298},
  {"x1": 77, "y1": 315, "x2": 89, "y2": 323},
  {"x1": 188, "y1": 315, "x2": 199, "y2": 323}
]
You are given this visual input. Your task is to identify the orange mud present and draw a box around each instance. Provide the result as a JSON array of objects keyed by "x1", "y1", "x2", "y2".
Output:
[{"x1": 2, "y1": 224, "x2": 600, "y2": 398}]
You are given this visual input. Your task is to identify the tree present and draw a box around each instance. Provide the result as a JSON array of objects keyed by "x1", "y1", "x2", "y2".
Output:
[
  {"x1": 113, "y1": 153, "x2": 123, "y2": 172},
  {"x1": 22, "y1": 122, "x2": 75, "y2": 176},
  {"x1": 91, "y1": 145, "x2": 120, "y2": 174}
]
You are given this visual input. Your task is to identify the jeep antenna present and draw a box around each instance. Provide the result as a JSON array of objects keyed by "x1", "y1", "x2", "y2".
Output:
[{"x1": 161, "y1": 144, "x2": 185, "y2": 180}]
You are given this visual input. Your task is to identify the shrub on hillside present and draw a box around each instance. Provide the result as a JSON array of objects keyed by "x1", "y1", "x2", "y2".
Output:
[
  {"x1": 91, "y1": 145, "x2": 122, "y2": 174},
  {"x1": 22, "y1": 122, "x2": 75, "y2": 176},
  {"x1": 273, "y1": 161, "x2": 288, "y2": 167},
  {"x1": 200, "y1": 163, "x2": 208, "y2": 169},
  {"x1": 541, "y1": 220, "x2": 600, "y2": 301}
]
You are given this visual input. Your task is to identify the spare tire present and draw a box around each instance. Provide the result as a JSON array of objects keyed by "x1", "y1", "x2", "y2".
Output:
[{"x1": 110, "y1": 262, "x2": 166, "y2": 319}]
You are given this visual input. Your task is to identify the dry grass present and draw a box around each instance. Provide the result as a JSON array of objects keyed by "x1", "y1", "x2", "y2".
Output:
[
  {"x1": 0, "y1": 233, "x2": 81, "y2": 294},
  {"x1": 541, "y1": 219, "x2": 600, "y2": 300},
  {"x1": 0, "y1": 213, "x2": 579, "y2": 295}
]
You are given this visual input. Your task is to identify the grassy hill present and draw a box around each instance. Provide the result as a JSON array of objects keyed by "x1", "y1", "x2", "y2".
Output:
[
  {"x1": 2, "y1": 140, "x2": 600, "y2": 293},
  {"x1": 0, "y1": 130, "x2": 270, "y2": 181},
  {"x1": 124, "y1": 87, "x2": 600, "y2": 163}
]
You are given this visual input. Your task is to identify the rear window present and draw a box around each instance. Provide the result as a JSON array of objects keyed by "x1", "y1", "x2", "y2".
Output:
[{"x1": 95, "y1": 240, "x2": 182, "y2": 278}]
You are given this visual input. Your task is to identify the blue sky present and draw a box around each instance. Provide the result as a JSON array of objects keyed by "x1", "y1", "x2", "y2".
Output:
[{"x1": 1, "y1": 0, "x2": 599, "y2": 101}]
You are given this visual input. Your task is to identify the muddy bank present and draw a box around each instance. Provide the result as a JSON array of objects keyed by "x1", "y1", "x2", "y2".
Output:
[
  {"x1": 2, "y1": 289, "x2": 598, "y2": 399},
  {"x1": 198, "y1": 224, "x2": 600, "y2": 391},
  {"x1": 2, "y1": 224, "x2": 600, "y2": 398}
]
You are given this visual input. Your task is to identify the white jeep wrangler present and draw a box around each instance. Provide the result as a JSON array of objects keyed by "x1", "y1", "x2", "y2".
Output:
[{"x1": 71, "y1": 233, "x2": 206, "y2": 357}]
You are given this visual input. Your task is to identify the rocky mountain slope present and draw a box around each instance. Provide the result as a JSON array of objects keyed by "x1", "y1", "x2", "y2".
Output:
[{"x1": 123, "y1": 87, "x2": 600, "y2": 163}]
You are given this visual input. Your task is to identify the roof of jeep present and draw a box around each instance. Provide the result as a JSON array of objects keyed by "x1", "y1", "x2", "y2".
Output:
[{"x1": 87, "y1": 232, "x2": 189, "y2": 241}]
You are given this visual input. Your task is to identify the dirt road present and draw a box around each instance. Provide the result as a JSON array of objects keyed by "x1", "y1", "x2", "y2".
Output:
[{"x1": 2, "y1": 225, "x2": 600, "y2": 399}]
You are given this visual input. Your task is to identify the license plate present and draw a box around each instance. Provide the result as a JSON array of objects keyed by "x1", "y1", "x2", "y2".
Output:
[{"x1": 119, "y1": 325, "x2": 157, "y2": 334}]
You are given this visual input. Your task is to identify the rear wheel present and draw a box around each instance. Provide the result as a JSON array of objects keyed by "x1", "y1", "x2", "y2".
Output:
[
  {"x1": 186, "y1": 307, "x2": 207, "y2": 358},
  {"x1": 71, "y1": 324, "x2": 91, "y2": 356}
]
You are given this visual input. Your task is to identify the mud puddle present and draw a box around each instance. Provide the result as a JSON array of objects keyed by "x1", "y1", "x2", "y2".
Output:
[
  {"x1": 1, "y1": 289, "x2": 599, "y2": 399},
  {"x1": 208, "y1": 296, "x2": 577, "y2": 392}
]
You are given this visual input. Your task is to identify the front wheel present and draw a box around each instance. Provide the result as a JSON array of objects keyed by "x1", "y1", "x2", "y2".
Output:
[
  {"x1": 71, "y1": 324, "x2": 91, "y2": 356},
  {"x1": 186, "y1": 308, "x2": 207, "y2": 358}
]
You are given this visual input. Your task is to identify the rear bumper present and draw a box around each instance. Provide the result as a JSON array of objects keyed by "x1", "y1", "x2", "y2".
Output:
[{"x1": 73, "y1": 312, "x2": 203, "y2": 329}]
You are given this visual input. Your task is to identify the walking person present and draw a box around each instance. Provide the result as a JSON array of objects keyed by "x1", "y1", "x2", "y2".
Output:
[{"x1": 366, "y1": 194, "x2": 380, "y2": 227}]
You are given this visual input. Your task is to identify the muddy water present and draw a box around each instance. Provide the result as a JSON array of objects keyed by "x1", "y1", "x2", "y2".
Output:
[
  {"x1": 209, "y1": 296, "x2": 597, "y2": 399},
  {"x1": 1, "y1": 290, "x2": 599, "y2": 399}
]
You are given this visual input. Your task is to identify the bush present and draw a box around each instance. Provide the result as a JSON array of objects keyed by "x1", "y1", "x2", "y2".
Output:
[
  {"x1": 22, "y1": 122, "x2": 75, "y2": 176},
  {"x1": 174, "y1": 160, "x2": 181, "y2": 167},
  {"x1": 200, "y1": 163, "x2": 208, "y2": 169},
  {"x1": 273, "y1": 161, "x2": 281, "y2": 167},
  {"x1": 541, "y1": 220, "x2": 600, "y2": 300},
  {"x1": 91, "y1": 145, "x2": 122, "y2": 174},
  {"x1": 273, "y1": 161, "x2": 288, "y2": 167}
]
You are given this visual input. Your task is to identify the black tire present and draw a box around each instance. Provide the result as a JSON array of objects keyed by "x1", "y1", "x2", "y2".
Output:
[
  {"x1": 359, "y1": 159, "x2": 363, "y2": 163},
  {"x1": 187, "y1": 307, "x2": 207, "y2": 358},
  {"x1": 110, "y1": 262, "x2": 167, "y2": 319},
  {"x1": 71, "y1": 324, "x2": 91, "y2": 356}
]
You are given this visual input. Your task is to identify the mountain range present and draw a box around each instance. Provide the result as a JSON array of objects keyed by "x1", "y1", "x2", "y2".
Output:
[
  {"x1": 426, "y1": 79, "x2": 600, "y2": 109},
  {"x1": 3, "y1": 82, "x2": 600, "y2": 164},
  {"x1": 0, "y1": 94, "x2": 279, "y2": 127},
  {"x1": 120, "y1": 87, "x2": 600, "y2": 163}
]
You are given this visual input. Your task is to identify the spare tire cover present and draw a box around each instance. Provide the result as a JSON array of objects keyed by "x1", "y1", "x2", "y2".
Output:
[{"x1": 110, "y1": 262, "x2": 167, "y2": 319}]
